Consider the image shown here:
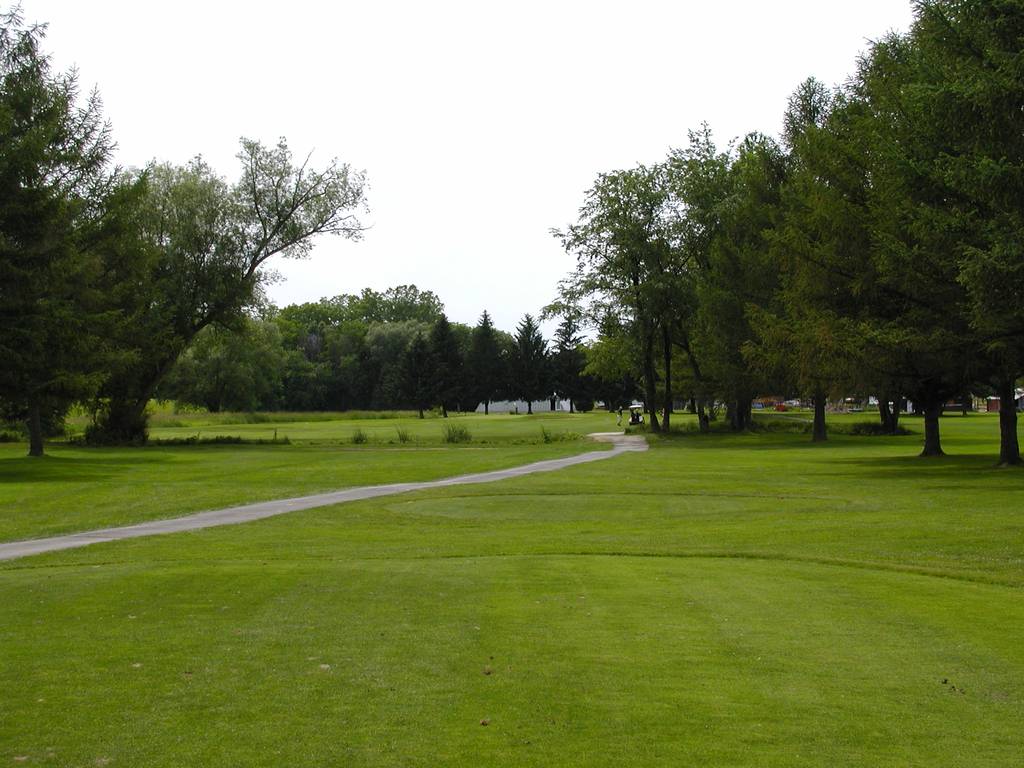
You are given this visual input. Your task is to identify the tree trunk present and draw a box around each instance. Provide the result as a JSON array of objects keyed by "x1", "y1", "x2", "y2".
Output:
[
  {"x1": 418, "y1": 407, "x2": 424, "y2": 419},
  {"x1": 27, "y1": 401, "x2": 44, "y2": 458},
  {"x1": 812, "y1": 388, "x2": 827, "y2": 443},
  {"x1": 569, "y1": 400, "x2": 575, "y2": 414},
  {"x1": 93, "y1": 349, "x2": 186, "y2": 444},
  {"x1": 441, "y1": 403, "x2": 448, "y2": 418},
  {"x1": 997, "y1": 376, "x2": 1021, "y2": 466},
  {"x1": 878, "y1": 395, "x2": 892, "y2": 429},
  {"x1": 527, "y1": 401, "x2": 533, "y2": 415},
  {"x1": 697, "y1": 399, "x2": 710, "y2": 434},
  {"x1": 921, "y1": 398, "x2": 944, "y2": 457},
  {"x1": 677, "y1": 334, "x2": 708, "y2": 433},
  {"x1": 641, "y1": 329, "x2": 661, "y2": 433},
  {"x1": 484, "y1": 400, "x2": 489, "y2": 415},
  {"x1": 890, "y1": 396, "x2": 902, "y2": 435},
  {"x1": 728, "y1": 395, "x2": 752, "y2": 431},
  {"x1": 95, "y1": 396, "x2": 151, "y2": 445},
  {"x1": 662, "y1": 325, "x2": 672, "y2": 433}
]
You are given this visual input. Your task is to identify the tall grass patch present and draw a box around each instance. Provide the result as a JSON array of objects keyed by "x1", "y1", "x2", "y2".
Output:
[{"x1": 442, "y1": 424, "x2": 472, "y2": 443}]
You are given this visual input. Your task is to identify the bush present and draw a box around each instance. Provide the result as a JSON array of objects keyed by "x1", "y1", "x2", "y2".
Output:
[
  {"x1": 84, "y1": 420, "x2": 149, "y2": 446},
  {"x1": 351, "y1": 428, "x2": 369, "y2": 444},
  {"x1": 0, "y1": 430, "x2": 21, "y2": 443},
  {"x1": 833, "y1": 421, "x2": 914, "y2": 436},
  {"x1": 395, "y1": 427, "x2": 411, "y2": 444},
  {"x1": 443, "y1": 424, "x2": 472, "y2": 443},
  {"x1": 540, "y1": 425, "x2": 582, "y2": 443},
  {"x1": 145, "y1": 435, "x2": 291, "y2": 446},
  {"x1": 749, "y1": 418, "x2": 812, "y2": 435}
]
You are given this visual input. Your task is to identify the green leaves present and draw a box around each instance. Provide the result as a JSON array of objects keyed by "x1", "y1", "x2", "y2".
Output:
[{"x1": 0, "y1": 9, "x2": 119, "y2": 453}]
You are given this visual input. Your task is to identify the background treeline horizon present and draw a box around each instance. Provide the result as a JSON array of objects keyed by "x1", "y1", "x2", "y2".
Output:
[
  {"x1": 3, "y1": 2, "x2": 1024, "y2": 466},
  {"x1": 157, "y1": 284, "x2": 612, "y2": 417}
]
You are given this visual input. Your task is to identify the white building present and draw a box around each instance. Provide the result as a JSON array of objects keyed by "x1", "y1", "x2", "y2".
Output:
[{"x1": 475, "y1": 398, "x2": 572, "y2": 414}]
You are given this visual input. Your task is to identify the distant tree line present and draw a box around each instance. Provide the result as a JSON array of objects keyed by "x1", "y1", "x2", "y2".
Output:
[
  {"x1": 157, "y1": 285, "x2": 603, "y2": 419},
  {"x1": 552, "y1": 0, "x2": 1023, "y2": 465}
]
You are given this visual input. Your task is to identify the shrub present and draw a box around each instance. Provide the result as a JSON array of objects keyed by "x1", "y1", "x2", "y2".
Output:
[
  {"x1": 443, "y1": 424, "x2": 472, "y2": 443},
  {"x1": 351, "y1": 428, "x2": 369, "y2": 444},
  {"x1": 541, "y1": 426, "x2": 582, "y2": 443},
  {"x1": 144, "y1": 435, "x2": 290, "y2": 446},
  {"x1": 395, "y1": 427, "x2": 411, "y2": 444},
  {"x1": 833, "y1": 421, "x2": 914, "y2": 436},
  {"x1": 749, "y1": 418, "x2": 812, "y2": 435}
]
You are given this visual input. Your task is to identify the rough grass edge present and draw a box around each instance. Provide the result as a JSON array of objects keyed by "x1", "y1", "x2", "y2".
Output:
[
  {"x1": 540, "y1": 425, "x2": 583, "y2": 443},
  {"x1": 443, "y1": 424, "x2": 472, "y2": 443},
  {"x1": 144, "y1": 435, "x2": 291, "y2": 446}
]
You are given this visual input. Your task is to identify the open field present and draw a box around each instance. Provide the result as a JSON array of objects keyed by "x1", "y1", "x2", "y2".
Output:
[
  {"x1": 144, "y1": 409, "x2": 614, "y2": 444},
  {"x1": 0, "y1": 413, "x2": 613, "y2": 543},
  {"x1": 2, "y1": 412, "x2": 1022, "y2": 766}
]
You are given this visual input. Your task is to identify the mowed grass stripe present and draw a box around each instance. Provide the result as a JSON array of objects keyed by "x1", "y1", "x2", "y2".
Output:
[
  {"x1": 2, "y1": 556, "x2": 1021, "y2": 766},
  {"x1": 1, "y1": 412, "x2": 1021, "y2": 765}
]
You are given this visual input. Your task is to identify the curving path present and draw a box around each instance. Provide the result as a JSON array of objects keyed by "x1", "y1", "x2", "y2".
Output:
[{"x1": 0, "y1": 433, "x2": 647, "y2": 562}]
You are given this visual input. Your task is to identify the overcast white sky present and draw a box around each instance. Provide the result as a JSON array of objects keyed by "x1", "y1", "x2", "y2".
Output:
[{"x1": 25, "y1": 1, "x2": 913, "y2": 333}]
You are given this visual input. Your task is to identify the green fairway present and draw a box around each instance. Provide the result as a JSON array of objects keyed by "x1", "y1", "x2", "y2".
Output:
[
  {"x1": 2, "y1": 413, "x2": 1022, "y2": 766},
  {"x1": 0, "y1": 412, "x2": 612, "y2": 542},
  {"x1": 144, "y1": 410, "x2": 614, "y2": 444}
]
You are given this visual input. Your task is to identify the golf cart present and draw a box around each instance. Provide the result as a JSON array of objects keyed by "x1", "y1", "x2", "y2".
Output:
[{"x1": 628, "y1": 403, "x2": 645, "y2": 426}]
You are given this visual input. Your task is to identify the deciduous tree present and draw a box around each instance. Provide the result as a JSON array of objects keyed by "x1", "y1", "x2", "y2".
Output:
[{"x1": 91, "y1": 140, "x2": 367, "y2": 443}]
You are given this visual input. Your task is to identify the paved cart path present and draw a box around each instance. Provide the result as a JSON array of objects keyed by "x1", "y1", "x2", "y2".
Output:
[{"x1": 0, "y1": 433, "x2": 646, "y2": 562}]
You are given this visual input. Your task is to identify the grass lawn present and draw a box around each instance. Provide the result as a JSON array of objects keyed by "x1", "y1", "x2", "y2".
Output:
[
  {"x1": 0, "y1": 412, "x2": 614, "y2": 542},
  {"x1": 1, "y1": 412, "x2": 1022, "y2": 766}
]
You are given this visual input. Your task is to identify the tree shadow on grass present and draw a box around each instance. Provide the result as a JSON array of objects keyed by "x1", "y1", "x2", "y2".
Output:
[
  {"x1": 650, "y1": 430, "x2": 918, "y2": 452},
  {"x1": 813, "y1": 453, "x2": 1022, "y2": 483},
  {"x1": 0, "y1": 451, "x2": 172, "y2": 484}
]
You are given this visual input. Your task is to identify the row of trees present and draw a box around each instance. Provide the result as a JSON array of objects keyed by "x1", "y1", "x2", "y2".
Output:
[
  {"x1": 553, "y1": 0, "x2": 1023, "y2": 465},
  {"x1": 158, "y1": 287, "x2": 600, "y2": 418},
  {"x1": 0, "y1": 10, "x2": 367, "y2": 454}
]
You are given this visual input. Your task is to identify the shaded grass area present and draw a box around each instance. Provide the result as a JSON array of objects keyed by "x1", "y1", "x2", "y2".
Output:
[
  {"x1": 1, "y1": 414, "x2": 1022, "y2": 765},
  {"x1": 64, "y1": 406, "x2": 427, "y2": 432}
]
